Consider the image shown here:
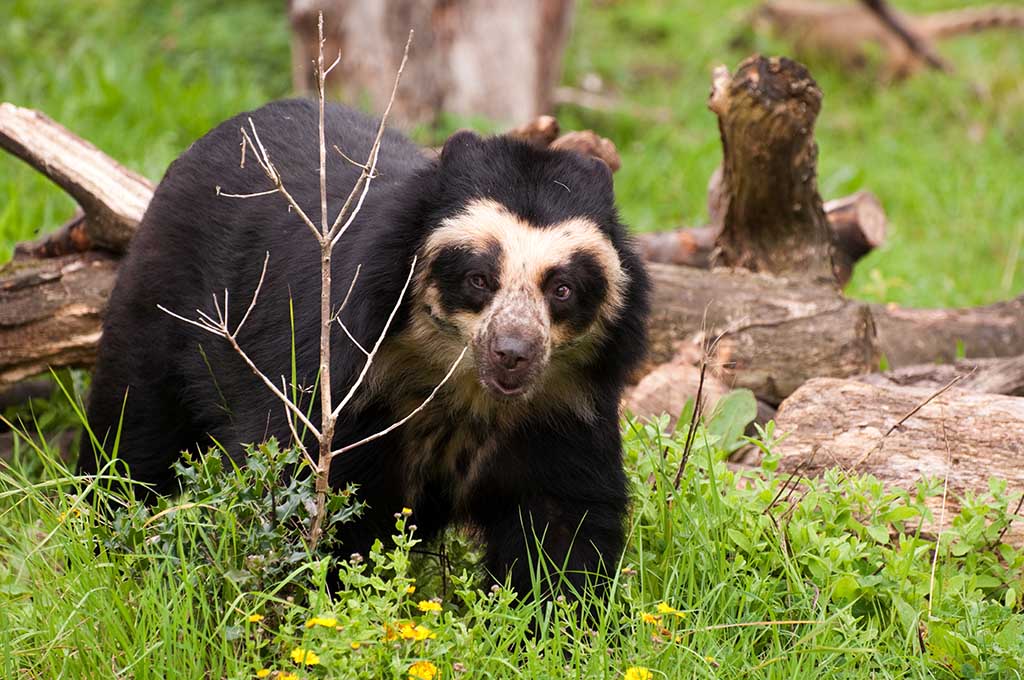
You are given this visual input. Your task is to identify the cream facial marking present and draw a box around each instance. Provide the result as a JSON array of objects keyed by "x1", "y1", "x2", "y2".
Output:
[{"x1": 421, "y1": 198, "x2": 628, "y2": 327}]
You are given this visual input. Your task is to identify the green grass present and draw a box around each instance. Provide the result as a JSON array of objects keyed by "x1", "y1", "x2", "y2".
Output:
[
  {"x1": 1, "y1": 403, "x2": 1022, "y2": 678},
  {"x1": 2, "y1": 0, "x2": 1022, "y2": 306}
]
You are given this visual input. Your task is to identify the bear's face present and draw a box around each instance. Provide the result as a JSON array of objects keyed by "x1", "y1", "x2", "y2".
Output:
[{"x1": 415, "y1": 197, "x2": 628, "y2": 401}]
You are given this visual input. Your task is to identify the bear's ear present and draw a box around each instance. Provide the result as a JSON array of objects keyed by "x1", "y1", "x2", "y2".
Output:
[{"x1": 440, "y1": 129, "x2": 484, "y2": 165}]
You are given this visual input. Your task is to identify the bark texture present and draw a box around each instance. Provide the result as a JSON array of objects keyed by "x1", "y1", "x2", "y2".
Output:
[
  {"x1": 645, "y1": 264, "x2": 879, "y2": 404},
  {"x1": 0, "y1": 252, "x2": 119, "y2": 387},
  {"x1": 710, "y1": 56, "x2": 835, "y2": 283},
  {"x1": 859, "y1": 354, "x2": 1024, "y2": 396},
  {"x1": 774, "y1": 377, "x2": 1024, "y2": 543},
  {"x1": 288, "y1": 0, "x2": 574, "y2": 127}
]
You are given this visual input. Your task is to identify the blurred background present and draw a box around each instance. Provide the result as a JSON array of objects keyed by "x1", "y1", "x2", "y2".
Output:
[{"x1": 1, "y1": 0, "x2": 1022, "y2": 310}]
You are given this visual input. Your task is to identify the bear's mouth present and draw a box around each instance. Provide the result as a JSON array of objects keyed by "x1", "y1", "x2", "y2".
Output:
[{"x1": 482, "y1": 374, "x2": 532, "y2": 399}]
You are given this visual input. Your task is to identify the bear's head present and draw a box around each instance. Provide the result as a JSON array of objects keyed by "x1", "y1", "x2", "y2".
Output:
[{"x1": 402, "y1": 130, "x2": 646, "y2": 415}]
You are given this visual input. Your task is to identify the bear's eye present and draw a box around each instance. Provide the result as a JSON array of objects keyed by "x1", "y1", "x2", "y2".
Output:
[
  {"x1": 467, "y1": 272, "x2": 489, "y2": 290},
  {"x1": 553, "y1": 283, "x2": 573, "y2": 301}
]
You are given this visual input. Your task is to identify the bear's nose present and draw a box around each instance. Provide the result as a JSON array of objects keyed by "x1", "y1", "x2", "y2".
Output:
[{"x1": 491, "y1": 335, "x2": 533, "y2": 371}]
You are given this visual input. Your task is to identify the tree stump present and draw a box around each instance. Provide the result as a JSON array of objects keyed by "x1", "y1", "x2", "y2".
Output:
[
  {"x1": 709, "y1": 56, "x2": 835, "y2": 283},
  {"x1": 288, "y1": 0, "x2": 575, "y2": 127}
]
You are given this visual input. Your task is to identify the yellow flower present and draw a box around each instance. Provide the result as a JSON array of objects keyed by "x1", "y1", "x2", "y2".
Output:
[
  {"x1": 625, "y1": 667, "x2": 653, "y2": 680},
  {"x1": 640, "y1": 612, "x2": 661, "y2": 625},
  {"x1": 401, "y1": 507, "x2": 413, "y2": 516},
  {"x1": 406, "y1": 585, "x2": 417, "y2": 594},
  {"x1": 290, "y1": 647, "x2": 321, "y2": 665},
  {"x1": 248, "y1": 614, "x2": 265, "y2": 623},
  {"x1": 408, "y1": 660, "x2": 438, "y2": 680},
  {"x1": 399, "y1": 622, "x2": 436, "y2": 641},
  {"x1": 278, "y1": 674, "x2": 299, "y2": 680},
  {"x1": 655, "y1": 602, "x2": 675, "y2": 615},
  {"x1": 305, "y1": 616, "x2": 338, "y2": 628},
  {"x1": 350, "y1": 641, "x2": 361, "y2": 650},
  {"x1": 704, "y1": 655, "x2": 717, "y2": 664},
  {"x1": 255, "y1": 670, "x2": 270, "y2": 679},
  {"x1": 417, "y1": 600, "x2": 442, "y2": 613}
]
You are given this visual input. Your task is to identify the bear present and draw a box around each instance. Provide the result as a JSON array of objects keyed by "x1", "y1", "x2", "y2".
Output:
[{"x1": 79, "y1": 98, "x2": 650, "y2": 599}]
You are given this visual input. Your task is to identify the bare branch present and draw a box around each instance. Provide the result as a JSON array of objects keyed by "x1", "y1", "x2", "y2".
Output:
[
  {"x1": 156, "y1": 305, "x2": 223, "y2": 336},
  {"x1": 281, "y1": 375, "x2": 317, "y2": 469},
  {"x1": 216, "y1": 186, "x2": 279, "y2": 200},
  {"x1": 328, "y1": 30, "x2": 414, "y2": 244},
  {"x1": 337, "y1": 263, "x2": 362, "y2": 315},
  {"x1": 331, "y1": 255, "x2": 417, "y2": 420},
  {"x1": 337, "y1": 319, "x2": 370, "y2": 356},
  {"x1": 233, "y1": 252, "x2": 270, "y2": 338},
  {"x1": 333, "y1": 144, "x2": 377, "y2": 175},
  {"x1": 331, "y1": 345, "x2": 468, "y2": 457}
]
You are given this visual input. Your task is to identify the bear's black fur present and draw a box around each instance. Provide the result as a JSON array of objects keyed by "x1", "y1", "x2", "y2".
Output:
[{"x1": 80, "y1": 99, "x2": 650, "y2": 598}]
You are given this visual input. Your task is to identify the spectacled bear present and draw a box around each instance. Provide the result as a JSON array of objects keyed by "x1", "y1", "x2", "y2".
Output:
[{"x1": 79, "y1": 98, "x2": 650, "y2": 599}]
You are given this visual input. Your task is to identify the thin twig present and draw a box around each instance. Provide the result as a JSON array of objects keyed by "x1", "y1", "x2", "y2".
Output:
[
  {"x1": 928, "y1": 416, "x2": 953, "y2": 619},
  {"x1": 328, "y1": 30, "x2": 414, "y2": 244},
  {"x1": 331, "y1": 346, "x2": 468, "y2": 457},
  {"x1": 330, "y1": 256, "x2": 418, "y2": 420}
]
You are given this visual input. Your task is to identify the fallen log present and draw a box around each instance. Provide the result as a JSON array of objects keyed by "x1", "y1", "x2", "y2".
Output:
[
  {"x1": 0, "y1": 252, "x2": 119, "y2": 386},
  {"x1": 645, "y1": 264, "x2": 878, "y2": 404},
  {"x1": 859, "y1": 354, "x2": 1024, "y2": 396},
  {"x1": 636, "y1": 190, "x2": 887, "y2": 285},
  {"x1": 0, "y1": 103, "x2": 152, "y2": 252},
  {"x1": 774, "y1": 377, "x2": 1024, "y2": 544},
  {"x1": 872, "y1": 295, "x2": 1024, "y2": 367},
  {"x1": 754, "y1": 1, "x2": 1024, "y2": 80}
]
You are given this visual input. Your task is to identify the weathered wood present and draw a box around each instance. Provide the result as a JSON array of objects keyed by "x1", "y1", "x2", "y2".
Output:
[
  {"x1": 0, "y1": 103, "x2": 153, "y2": 252},
  {"x1": 824, "y1": 191, "x2": 887, "y2": 285},
  {"x1": 710, "y1": 56, "x2": 835, "y2": 283},
  {"x1": 859, "y1": 354, "x2": 1024, "y2": 396},
  {"x1": 646, "y1": 264, "x2": 879, "y2": 404},
  {"x1": 774, "y1": 377, "x2": 1024, "y2": 544},
  {"x1": 636, "y1": 189, "x2": 887, "y2": 283},
  {"x1": 872, "y1": 295, "x2": 1024, "y2": 367},
  {"x1": 288, "y1": 0, "x2": 574, "y2": 127},
  {"x1": 0, "y1": 252, "x2": 119, "y2": 387}
]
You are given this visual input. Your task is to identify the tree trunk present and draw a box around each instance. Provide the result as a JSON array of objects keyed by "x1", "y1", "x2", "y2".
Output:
[
  {"x1": 710, "y1": 56, "x2": 836, "y2": 283},
  {"x1": 288, "y1": 0, "x2": 574, "y2": 128},
  {"x1": 773, "y1": 377, "x2": 1024, "y2": 544}
]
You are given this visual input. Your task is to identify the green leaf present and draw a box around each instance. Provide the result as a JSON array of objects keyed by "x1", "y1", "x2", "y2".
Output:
[
  {"x1": 866, "y1": 524, "x2": 890, "y2": 544},
  {"x1": 706, "y1": 389, "x2": 757, "y2": 452}
]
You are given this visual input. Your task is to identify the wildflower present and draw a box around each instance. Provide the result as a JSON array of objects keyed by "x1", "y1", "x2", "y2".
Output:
[
  {"x1": 625, "y1": 667, "x2": 653, "y2": 680},
  {"x1": 401, "y1": 507, "x2": 413, "y2": 516},
  {"x1": 704, "y1": 655, "x2": 718, "y2": 665},
  {"x1": 399, "y1": 622, "x2": 436, "y2": 641},
  {"x1": 408, "y1": 660, "x2": 438, "y2": 680},
  {"x1": 406, "y1": 585, "x2": 417, "y2": 595},
  {"x1": 305, "y1": 616, "x2": 338, "y2": 628},
  {"x1": 255, "y1": 670, "x2": 271, "y2": 678},
  {"x1": 417, "y1": 600, "x2": 442, "y2": 613},
  {"x1": 655, "y1": 602, "x2": 676, "y2": 615},
  {"x1": 290, "y1": 647, "x2": 321, "y2": 666},
  {"x1": 248, "y1": 614, "x2": 265, "y2": 623},
  {"x1": 278, "y1": 674, "x2": 299, "y2": 680},
  {"x1": 639, "y1": 612, "x2": 661, "y2": 625},
  {"x1": 350, "y1": 641, "x2": 361, "y2": 650},
  {"x1": 621, "y1": 566, "x2": 637, "y2": 576}
]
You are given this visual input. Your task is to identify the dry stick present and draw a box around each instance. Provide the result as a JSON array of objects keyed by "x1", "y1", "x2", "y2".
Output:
[
  {"x1": 160, "y1": 13, "x2": 442, "y2": 550},
  {"x1": 851, "y1": 370, "x2": 971, "y2": 469},
  {"x1": 928, "y1": 416, "x2": 953, "y2": 620}
]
